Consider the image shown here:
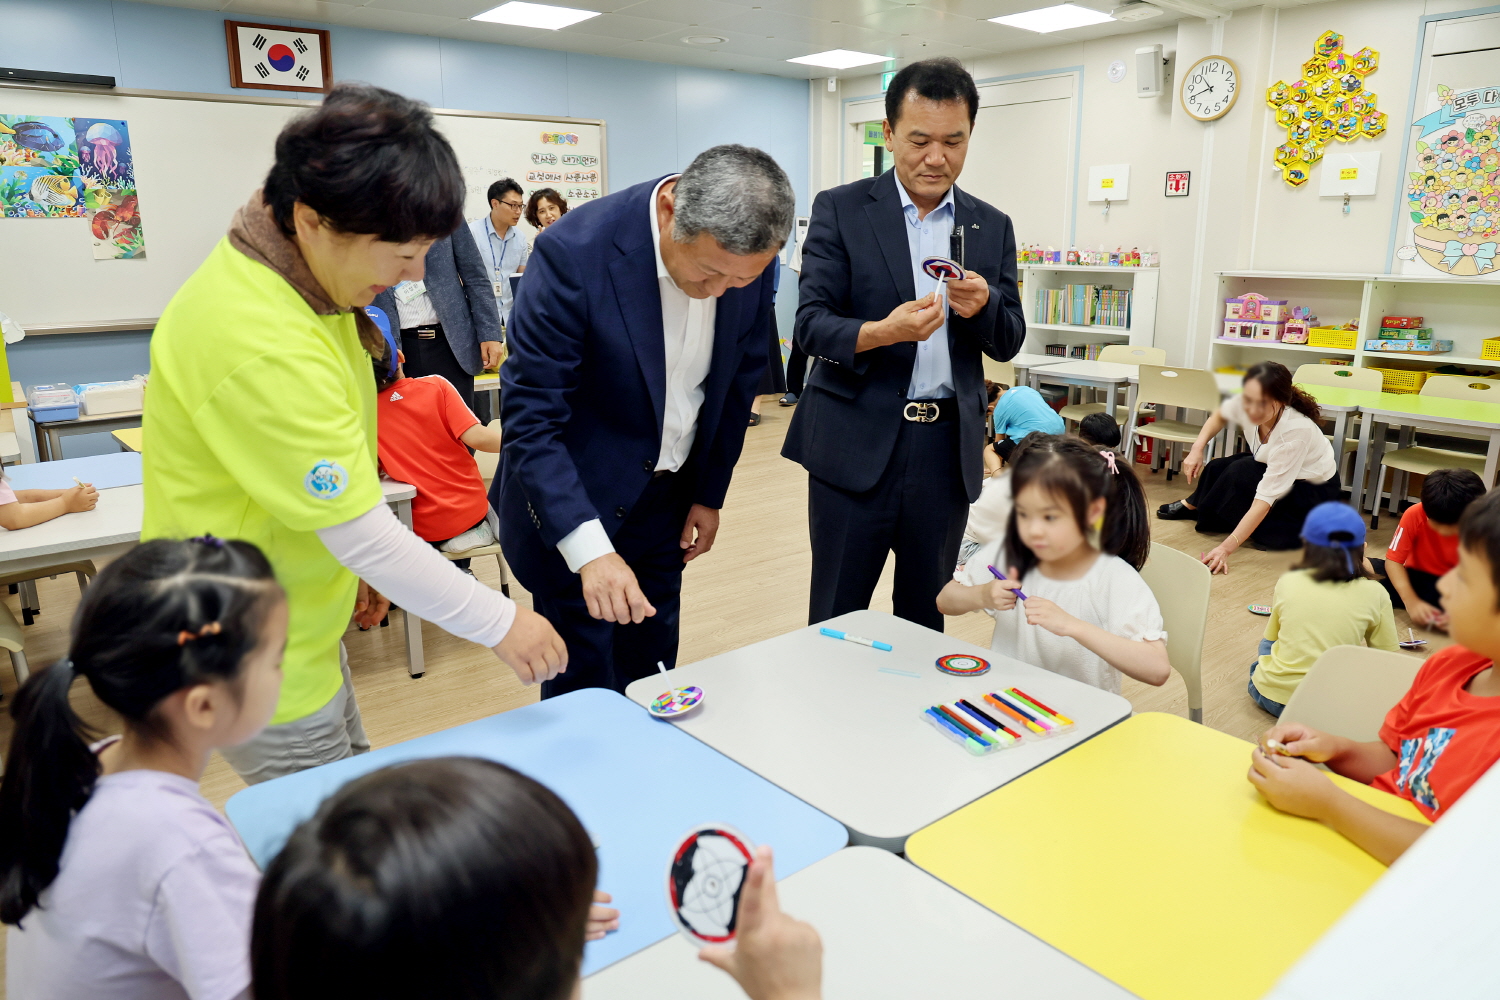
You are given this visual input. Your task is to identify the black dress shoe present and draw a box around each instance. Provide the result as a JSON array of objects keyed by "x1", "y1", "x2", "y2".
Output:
[{"x1": 1156, "y1": 500, "x2": 1197, "y2": 520}]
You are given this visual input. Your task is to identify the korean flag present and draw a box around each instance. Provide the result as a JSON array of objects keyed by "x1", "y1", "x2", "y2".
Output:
[{"x1": 234, "y1": 24, "x2": 325, "y2": 89}]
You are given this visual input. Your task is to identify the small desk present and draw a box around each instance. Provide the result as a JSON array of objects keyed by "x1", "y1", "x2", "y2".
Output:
[
  {"x1": 1009, "y1": 351, "x2": 1066, "y2": 385},
  {"x1": 225, "y1": 688, "x2": 848, "y2": 977},
  {"x1": 31, "y1": 408, "x2": 143, "y2": 462},
  {"x1": 907, "y1": 713, "x2": 1426, "y2": 1000},
  {"x1": 474, "y1": 371, "x2": 500, "y2": 418},
  {"x1": 0, "y1": 483, "x2": 141, "y2": 578},
  {"x1": 112, "y1": 427, "x2": 144, "y2": 452},
  {"x1": 379, "y1": 477, "x2": 423, "y2": 677},
  {"x1": 586, "y1": 846, "x2": 1135, "y2": 1000},
  {"x1": 1030, "y1": 359, "x2": 1138, "y2": 434},
  {"x1": 1349, "y1": 391, "x2": 1500, "y2": 514},
  {"x1": 624, "y1": 610, "x2": 1132, "y2": 852}
]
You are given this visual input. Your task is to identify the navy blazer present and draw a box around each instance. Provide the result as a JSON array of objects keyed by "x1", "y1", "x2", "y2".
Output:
[
  {"x1": 781, "y1": 170, "x2": 1025, "y2": 502},
  {"x1": 493, "y1": 176, "x2": 775, "y2": 595},
  {"x1": 372, "y1": 225, "x2": 501, "y2": 376}
]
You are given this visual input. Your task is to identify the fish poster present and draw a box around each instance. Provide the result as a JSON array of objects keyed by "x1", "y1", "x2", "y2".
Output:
[
  {"x1": 0, "y1": 115, "x2": 84, "y2": 217},
  {"x1": 0, "y1": 111, "x2": 145, "y2": 258},
  {"x1": 1398, "y1": 84, "x2": 1500, "y2": 277}
]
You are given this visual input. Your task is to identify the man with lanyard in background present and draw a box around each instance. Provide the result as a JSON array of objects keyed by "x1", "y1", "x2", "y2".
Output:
[{"x1": 468, "y1": 179, "x2": 530, "y2": 423}]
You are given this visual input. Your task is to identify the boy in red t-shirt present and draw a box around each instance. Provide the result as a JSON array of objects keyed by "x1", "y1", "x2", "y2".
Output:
[
  {"x1": 374, "y1": 353, "x2": 501, "y2": 569},
  {"x1": 1369, "y1": 468, "x2": 1486, "y2": 629},
  {"x1": 1248, "y1": 487, "x2": 1500, "y2": 865}
]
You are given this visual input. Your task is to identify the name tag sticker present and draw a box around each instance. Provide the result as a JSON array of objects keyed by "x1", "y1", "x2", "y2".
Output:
[{"x1": 393, "y1": 280, "x2": 426, "y2": 304}]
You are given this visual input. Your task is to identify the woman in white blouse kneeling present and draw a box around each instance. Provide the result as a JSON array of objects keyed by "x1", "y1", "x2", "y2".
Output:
[{"x1": 1157, "y1": 361, "x2": 1340, "y2": 574}]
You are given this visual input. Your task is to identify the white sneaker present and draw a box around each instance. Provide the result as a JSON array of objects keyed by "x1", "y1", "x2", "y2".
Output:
[{"x1": 439, "y1": 520, "x2": 496, "y2": 554}]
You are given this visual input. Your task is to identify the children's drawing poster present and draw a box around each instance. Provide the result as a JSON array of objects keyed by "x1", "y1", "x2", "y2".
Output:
[
  {"x1": 0, "y1": 112, "x2": 144, "y2": 258},
  {"x1": 1398, "y1": 84, "x2": 1500, "y2": 278},
  {"x1": 0, "y1": 115, "x2": 84, "y2": 217}
]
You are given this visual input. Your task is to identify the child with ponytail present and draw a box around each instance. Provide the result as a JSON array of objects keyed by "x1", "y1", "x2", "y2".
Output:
[
  {"x1": 938, "y1": 435, "x2": 1170, "y2": 693},
  {"x1": 2, "y1": 537, "x2": 286, "y2": 1000}
]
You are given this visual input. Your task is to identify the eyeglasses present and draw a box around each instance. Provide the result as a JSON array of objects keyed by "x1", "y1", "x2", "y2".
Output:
[{"x1": 500, "y1": 201, "x2": 524, "y2": 211}]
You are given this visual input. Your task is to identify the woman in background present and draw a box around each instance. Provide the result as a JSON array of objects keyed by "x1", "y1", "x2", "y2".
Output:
[{"x1": 525, "y1": 187, "x2": 569, "y2": 235}]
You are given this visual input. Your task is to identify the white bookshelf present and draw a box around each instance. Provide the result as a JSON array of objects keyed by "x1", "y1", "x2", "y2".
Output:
[
  {"x1": 1020, "y1": 265, "x2": 1158, "y2": 358},
  {"x1": 1209, "y1": 271, "x2": 1500, "y2": 378}
]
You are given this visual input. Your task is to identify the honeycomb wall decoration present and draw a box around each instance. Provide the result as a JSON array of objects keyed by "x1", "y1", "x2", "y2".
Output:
[{"x1": 1265, "y1": 30, "x2": 1384, "y2": 187}]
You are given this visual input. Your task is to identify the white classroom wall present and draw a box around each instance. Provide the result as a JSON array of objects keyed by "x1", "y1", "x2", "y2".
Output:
[{"x1": 822, "y1": 0, "x2": 1460, "y2": 369}]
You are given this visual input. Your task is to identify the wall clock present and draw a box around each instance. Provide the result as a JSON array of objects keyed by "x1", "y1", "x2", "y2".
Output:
[{"x1": 1180, "y1": 55, "x2": 1239, "y2": 122}]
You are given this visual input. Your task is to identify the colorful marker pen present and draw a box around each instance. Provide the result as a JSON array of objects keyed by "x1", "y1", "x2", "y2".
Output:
[
  {"x1": 820, "y1": 627, "x2": 894, "y2": 652},
  {"x1": 992, "y1": 692, "x2": 1057, "y2": 732},
  {"x1": 954, "y1": 700, "x2": 1016, "y2": 744},
  {"x1": 937, "y1": 705, "x2": 999, "y2": 746},
  {"x1": 958, "y1": 698, "x2": 1021, "y2": 740},
  {"x1": 984, "y1": 693, "x2": 1047, "y2": 735},
  {"x1": 925, "y1": 708, "x2": 987, "y2": 753},
  {"x1": 1006, "y1": 687, "x2": 1075, "y2": 726}
]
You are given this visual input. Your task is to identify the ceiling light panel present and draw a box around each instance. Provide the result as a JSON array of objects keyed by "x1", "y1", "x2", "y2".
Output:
[
  {"x1": 989, "y1": 3, "x2": 1115, "y2": 32},
  {"x1": 471, "y1": 2, "x2": 602, "y2": 29},
  {"x1": 787, "y1": 48, "x2": 890, "y2": 69}
]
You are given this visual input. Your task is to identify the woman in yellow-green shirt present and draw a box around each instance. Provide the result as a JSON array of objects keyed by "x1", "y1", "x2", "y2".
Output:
[{"x1": 143, "y1": 84, "x2": 565, "y2": 783}]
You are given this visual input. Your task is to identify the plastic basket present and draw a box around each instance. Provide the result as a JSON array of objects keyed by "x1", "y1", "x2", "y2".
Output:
[
  {"x1": 1308, "y1": 327, "x2": 1359, "y2": 349},
  {"x1": 1482, "y1": 337, "x2": 1500, "y2": 361},
  {"x1": 1366, "y1": 366, "x2": 1430, "y2": 394}
]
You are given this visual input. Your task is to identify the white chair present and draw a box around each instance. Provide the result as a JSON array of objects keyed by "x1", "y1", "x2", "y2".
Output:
[
  {"x1": 1279, "y1": 644, "x2": 1421, "y2": 742},
  {"x1": 1368, "y1": 376, "x2": 1500, "y2": 528},
  {"x1": 1059, "y1": 345, "x2": 1167, "y2": 426},
  {"x1": 982, "y1": 358, "x2": 1015, "y2": 388},
  {"x1": 0, "y1": 561, "x2": 96, "y2": 626},
  {"x1": 443, "y1": 544, "x2": 512, "y2": 598},
  {"x1": 1138, "y1": 543, "x2": 1210, "y2": 723},
  {"x1": 0, "y1": 602, "x2": 29, "y2": 685},
  {"x1": 1127, "y1": 365, "x2": 1222, "y2": 480}
]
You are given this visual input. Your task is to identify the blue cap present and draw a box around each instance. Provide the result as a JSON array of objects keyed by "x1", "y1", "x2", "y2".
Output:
[{"x1": 1301, "y1": 502, "x2": 1366, "y2": 549}]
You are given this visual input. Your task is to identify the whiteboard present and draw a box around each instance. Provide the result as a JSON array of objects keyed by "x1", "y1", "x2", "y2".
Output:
[{"x1": 0, "y1": 83, "x2": 604, "y2": 332}]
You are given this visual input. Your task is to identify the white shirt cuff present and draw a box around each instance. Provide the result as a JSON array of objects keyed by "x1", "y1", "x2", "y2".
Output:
[{"x1": 557, "y1": 518, "x2": 615, "y2": 573}]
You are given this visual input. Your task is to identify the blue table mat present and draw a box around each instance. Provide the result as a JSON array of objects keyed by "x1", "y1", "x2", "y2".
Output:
[
  {"x1": 4, "y1": 452, "x2": 143, "y2": 491},
  {"x1": 226, "y1": 688, "x2": 848, "y2": 974}
]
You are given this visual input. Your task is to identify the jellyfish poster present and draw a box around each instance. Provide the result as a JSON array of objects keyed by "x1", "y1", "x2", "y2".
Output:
[
  {"x1": 1397, "y1": 84, "x2": 1500, "y2": 278},
  {"x1": 0, "y1": 114, "x2": 85, "y2": 218},
  {"x1": 74, "y1": 118, "x2": 144, "y2": 259}
]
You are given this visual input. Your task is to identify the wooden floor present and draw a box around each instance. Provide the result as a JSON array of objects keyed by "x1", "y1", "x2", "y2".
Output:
[{"x1": 0, "y1": 399, "x2": 1445, "y2": 984}]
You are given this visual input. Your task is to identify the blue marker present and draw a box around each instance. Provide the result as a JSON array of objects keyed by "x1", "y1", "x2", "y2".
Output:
[
  {"x1": 924, "y1": 708, "x2": 986, "y2": 753},
  {"x1": 987, "y1": 565, "x2": 1028, "y2": 601},
  {"x1": 820, "y1": 627, "x2": 893, "y2": 652}
]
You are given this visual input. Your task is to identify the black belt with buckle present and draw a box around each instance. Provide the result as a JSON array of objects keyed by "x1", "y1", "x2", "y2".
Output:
[
  {"x1": 402, "y1": 324, "x2": 441, "y2": 340},
  {"x1": 902, "y1": 399, "x2": 955, "y2": 423}
]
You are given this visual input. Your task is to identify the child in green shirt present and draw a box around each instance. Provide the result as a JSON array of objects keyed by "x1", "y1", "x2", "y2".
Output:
[{"x1": 1249, "y1": 502, "x2": 1400, "y2": 716}]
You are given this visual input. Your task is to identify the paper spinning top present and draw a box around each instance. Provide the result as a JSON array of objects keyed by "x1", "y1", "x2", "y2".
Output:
[
  {"x1": 935, "y1": 654, "x2": 991, "y2": 676},
  {"x1": 922, "y1": 255, "x2": 964, "y2": 280},
  {"x1": 666, "y1": 824, "x2": 755, "y2": 944},
  {"x1": 648, "y1": 685, "x2": 704, "y2": 718}
]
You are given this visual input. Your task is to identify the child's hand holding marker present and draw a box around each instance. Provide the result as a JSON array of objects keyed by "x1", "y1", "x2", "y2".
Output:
[
  {"x1": 1259, "y1": 722, "x2": 1340, "y2": 763},
  {"x1": 985, "y1": 565, "x2": 1025, "y2": 611},
  {"x1": 66, "y1": 476, "x2": 99, "y2": 513}
]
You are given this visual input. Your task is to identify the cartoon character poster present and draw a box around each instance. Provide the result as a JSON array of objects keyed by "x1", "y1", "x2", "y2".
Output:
[
  {"x1": 1398, "y1": 84, "x2": 1500, "y2": 277},
  {"x1": 0, "y1": 115, "x2": 84, "y2": 217},
  {"x1": 0, "y1": 111, "x2": 145, "y2": 258}
]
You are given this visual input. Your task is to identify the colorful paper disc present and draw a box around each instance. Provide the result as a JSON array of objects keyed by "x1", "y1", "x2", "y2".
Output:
[
  {"x1": 666, "y1": 824, "x2": 755, "y2": 945},
  {"x1": 648, "y1": 685, "x2": 704, "y2": 718},
  {"x1": 935, "y1": 654, "x2": 991, "y2": 676},
  {"x1": 922, "y1": 255, "x2": 964, "y2": 281}
]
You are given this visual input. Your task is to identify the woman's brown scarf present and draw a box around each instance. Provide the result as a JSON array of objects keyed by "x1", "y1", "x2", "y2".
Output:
[{"x1": 227, "y1": 190, "x2": 387, "y2": 362}]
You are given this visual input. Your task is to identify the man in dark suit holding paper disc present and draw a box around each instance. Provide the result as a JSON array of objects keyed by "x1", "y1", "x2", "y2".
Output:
[{"x1": 783, "y1": 58, "x2": 1026, "y2": 631}]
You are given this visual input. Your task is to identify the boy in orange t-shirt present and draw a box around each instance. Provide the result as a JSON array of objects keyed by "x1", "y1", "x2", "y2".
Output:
[
  {"x1": 1370, "y1": 468, "x2": 1486, "y2": 628},
  {"x1": 1249, "y1": 487, "x2": 1500, "y2": 865},
  {"x1": 374, "y1": 353, "x2": 501, "y2": 569}
]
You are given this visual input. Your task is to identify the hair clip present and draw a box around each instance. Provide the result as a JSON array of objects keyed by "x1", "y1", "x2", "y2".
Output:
[
  {"x1": 188, "y1": 534, "x2": 226, "y2": 549},
  {"x1": 177, "y1": 621, "x2": 223, "y2": 645},
  {"x1": 1099, "y1": 451, "x2": 1119, "y2": 474}
]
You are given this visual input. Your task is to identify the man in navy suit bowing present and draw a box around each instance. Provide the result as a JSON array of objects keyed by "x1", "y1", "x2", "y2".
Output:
[
  {"x1": 783, "y1": 58, "x2": 1025, "y2": 631},
  {"x1": 495, "y1": 145, "x2": 793, "y2": 696}
]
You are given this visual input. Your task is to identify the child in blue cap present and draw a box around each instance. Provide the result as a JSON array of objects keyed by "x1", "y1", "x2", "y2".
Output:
[{"x1": 1248, "y1": 501, "x2": 1399, "y2": 716}]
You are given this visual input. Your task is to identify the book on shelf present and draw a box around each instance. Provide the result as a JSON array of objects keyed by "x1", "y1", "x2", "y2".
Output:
[{"x1": 1036, "y1": 284, "x2": 1132, "y2": 329}]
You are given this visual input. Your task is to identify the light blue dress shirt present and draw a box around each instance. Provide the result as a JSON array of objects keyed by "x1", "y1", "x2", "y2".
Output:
[
  {"x1": 897, "y1": 181, "x2": 956, "y2": 400},
  {"x1": 467, "y1": 215, "x2": 530, "y2": 326}
]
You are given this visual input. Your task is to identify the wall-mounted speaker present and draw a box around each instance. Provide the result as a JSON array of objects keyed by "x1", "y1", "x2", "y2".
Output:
[
  {"x1": 1, "y1": 67, "x2": 116, "y2": 88},
  {"x1": 1135, "y1": 45, "x2": 1164, "y2": 99}
]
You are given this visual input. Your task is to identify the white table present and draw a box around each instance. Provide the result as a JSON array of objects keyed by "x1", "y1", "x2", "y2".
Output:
[
  {"x1": 1009, "y1": 351, "x2": 1066, "y2": 385},
  {"x1": 1348, "y1": 395, "x2": 1500, "y2": 517},
  {"x1": 474, "y1": 371, "x2": 500, "y2": 418},
  {"x1": 624, "y1": 610, "x2": 1132, "y2": 852},
  {"x1": 25, "y1": 408, "x2": 144, "y2": 463},
  {"x1": 0, "y1": 483, "x2": 141, "y2": 578},
  {"x1": 586, "y1": 846, "x2": 1135, "y2": 999}
]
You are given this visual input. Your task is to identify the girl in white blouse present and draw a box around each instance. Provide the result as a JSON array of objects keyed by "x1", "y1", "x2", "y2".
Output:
[{"x1": 1158, "y1": 361, "x2": 1339, "y2": 573}]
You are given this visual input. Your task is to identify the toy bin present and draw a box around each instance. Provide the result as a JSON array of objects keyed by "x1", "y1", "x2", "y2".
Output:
[
  {"x1": 26, "y1": 384, "x2": 79, "y2": 423},
  {"x1": 1482, "y1": 337, "x2": 1500, "y2": 361},
  {"x1": 1308, "y1": 327, "x2": 1359, "y2": 349},
  {"x1": 72, "y1": 380, "x2": 145, "y2": 416},
  {"x1": 1366, "y1": 367, "x2": 1430, "y2": 394}
]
